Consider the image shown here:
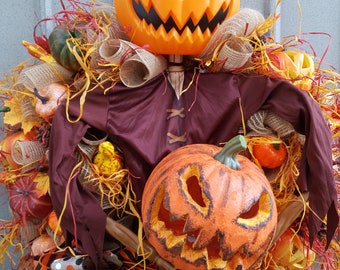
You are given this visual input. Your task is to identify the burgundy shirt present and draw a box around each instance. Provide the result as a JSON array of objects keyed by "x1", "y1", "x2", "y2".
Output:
[{"x1": 49, "y1": 72, "x2": 339, "y2": 265}]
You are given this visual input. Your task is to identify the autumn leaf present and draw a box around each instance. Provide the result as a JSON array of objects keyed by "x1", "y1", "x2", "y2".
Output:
[
  {"x1": 3, "y1": 95, "x2": 42, "y2": 134},
  {"x1": 34, "y1": 171, "x2": 50, "y2": 196}
]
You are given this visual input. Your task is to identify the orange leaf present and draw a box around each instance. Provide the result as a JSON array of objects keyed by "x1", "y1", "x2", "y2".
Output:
[
  {"x1": 34, "y1": 172, "x2": 50, "y2": 196},
  {"x1": 4, "y1": 96, "x2": 42, "y2": 134}
]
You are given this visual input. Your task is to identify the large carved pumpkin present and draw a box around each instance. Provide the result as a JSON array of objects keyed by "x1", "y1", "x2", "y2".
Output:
[
  {"x1": 115, "y1": 0, "x2": 240, "y2": 55},
  {"x1": 142, "y1": 136, "x2": 277, "y2": 270}
]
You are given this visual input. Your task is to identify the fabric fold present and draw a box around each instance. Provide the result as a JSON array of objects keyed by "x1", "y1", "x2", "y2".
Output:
[{"x1": 49, "y1": 72, "x2": 338, "y2": 266}]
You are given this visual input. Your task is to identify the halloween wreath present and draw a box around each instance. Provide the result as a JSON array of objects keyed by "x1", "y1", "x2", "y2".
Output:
[{"x1": 0, "y1": 0, "x2": 339, "y2": 269}]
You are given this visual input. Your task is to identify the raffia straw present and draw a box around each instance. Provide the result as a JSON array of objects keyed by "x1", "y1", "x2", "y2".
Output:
[
  {"x1": 52, "y1": 158, "x2": 84, "y2": 256},
  {"x1": 64, "y1": 36, "x2": 120, "y2": 122},
  {"x1": 0, "y1": 221, "x2": 24, "y2": 267},
  {"x1": 246, "y1": 133, "x2": 303, "y2": 213},
  {"x1": 85, "y1": 161, "x2": 130, "y2": 214}
]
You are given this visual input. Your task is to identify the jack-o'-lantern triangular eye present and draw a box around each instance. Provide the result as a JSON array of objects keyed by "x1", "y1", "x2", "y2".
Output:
[
  {"x1": 179, "y1": 164, "x2": 210, "y2": 216},
  {"x1": 237, "y1": 190, "x2": 273, "y2": 229},
  {"x1": 114, "y1": 0, "x2": 240, "y2": 55}
]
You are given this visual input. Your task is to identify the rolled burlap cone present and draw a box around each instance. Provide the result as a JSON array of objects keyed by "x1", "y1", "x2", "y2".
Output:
[
  {"x1": 200, "y1": 8, "x2": 264, "y2": 59},
  {"x1": 247, "y1": 110, "x2": 295, "y2": 139},
  {"x1": 199, "y1": 8, "x2": 265, "y2": 71},
  {"x1": 14, "y1": 62, "x2": 73, "y2": 92},
  {"x1": 99, "y1": 39, "x2": 134, "y2": 64},
  {"x1": 119, "y1": 48, "x2": 167, "y2": 88},
  {"x1": 20, "y1": 95, "x2": 41, "y2": 122},
  {"x1": 11, "y1": 140, "x2": 46, "y2": 173},
  {"x1": 215, "y1": 36, "x2": 254, "y2": 71}
]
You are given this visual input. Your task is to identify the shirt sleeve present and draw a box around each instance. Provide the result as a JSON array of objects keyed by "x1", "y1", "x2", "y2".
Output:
[
  {"x1": 237, "y1": 75, "x2": 339, "y2": 247},
  {"x1": 48, "y1": 88, "x2": 110, "y2": 265}
]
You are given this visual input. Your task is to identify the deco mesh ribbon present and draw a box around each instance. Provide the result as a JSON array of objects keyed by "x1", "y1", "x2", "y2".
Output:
[{"x1": 0, "y1": 0, "x2": 339, "y2": 269}]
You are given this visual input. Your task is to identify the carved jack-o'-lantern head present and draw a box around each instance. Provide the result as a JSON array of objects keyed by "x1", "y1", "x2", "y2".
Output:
[
  {"x1": 142, "y1": 136, "x2": 277, "y2": 269},
  {"x1": 114, "y1": 0, "x2": 240, "y2": 55}
]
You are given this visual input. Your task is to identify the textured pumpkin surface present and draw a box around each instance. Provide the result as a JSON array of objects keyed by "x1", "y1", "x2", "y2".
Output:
[
  {"x1": 8, "y1": 175, "x2": 52, "y2": 220},
  {"x1": 48, "y1": 211, "x2": 63, "y2": 235},
  {"x1": 142, "y1": 143, "x2": 277, "y2": 270},
  {"x1": 35, "y1": 83, "x2": 67, "y2": 121},
  {"x1": 115, "y1": 0, "x2": 240, "y2": 55},
  {"x1": 48, "y1": 25, "x2": 83, "y2": 71},
  {"x1": 31, "y1": 234, "x2": 56, "y2": 257},
  {"x1": 253, "y1": 142, "x2": 287, "y2": 169}
]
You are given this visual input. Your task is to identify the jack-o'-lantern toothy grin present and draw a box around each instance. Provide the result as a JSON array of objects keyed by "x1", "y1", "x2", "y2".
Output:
[
  {"x1": 115, "y1": 0, "x2": 240, "y2": 55},
  {"x1": 132, "y1": 1, "x2": 230, "y2": 35}
]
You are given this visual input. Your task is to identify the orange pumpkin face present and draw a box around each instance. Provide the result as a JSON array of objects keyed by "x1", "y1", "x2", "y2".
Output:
[
  {"x1": 114, "y1": 0, "x2": 240, "y2": 55},
  {"x1": 255, "y1": 49, "x2": 315, "y2": 91},
  {"x1": 142, "y1": 136, "x2": 277, "y2": 269}
]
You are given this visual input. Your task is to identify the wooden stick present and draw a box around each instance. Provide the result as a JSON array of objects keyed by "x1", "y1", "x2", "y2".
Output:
[
  {"x1": 105, "y1": 217, "x2": 174, "y2": 270},
  {"x1": 271, "y1": 192, "x2": 309, "y2": 245}
]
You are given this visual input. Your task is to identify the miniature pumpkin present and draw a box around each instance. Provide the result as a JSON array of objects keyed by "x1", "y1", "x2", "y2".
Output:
[
  {"x1": 31, "y1": 234, "x2": 56, "y2": 257},
  {"x1": 92, "y1": 141, "x2": 123, "y2": 176},
  {"x1": 285, "y1": 50, "x2": 315, "y2": 91},
  {"x1": 34, "y1": 83, "x2": 67, "y2": 121},
  {"x1": 115, "y1": 0, "x2": 240, "y2": 55},
  {"x1": 47, "y1": 211, "x2": 63, "y2": 235},
  {"x1": 256, "y1": 49, "x2": 315, "y2": 91},
  {"x1": 8, "y1": 174, "x2": 53, "y2": 222},
  {"x1": 253, "y1": 141, "x2": 287, "y2": 169},
  {"x1": 48, "y1": 25, "x2": 84, "y2": 71},
  {"x1": 142, "y1": 135, "x2": 277, "y2": 270},
  {"x1": 268, "y1": 228, "x2": 315, "y2": 269}
]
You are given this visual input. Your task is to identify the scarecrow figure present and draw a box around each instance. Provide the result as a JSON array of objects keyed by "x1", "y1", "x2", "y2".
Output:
[{"x1": 44, "y1": 0, "x2": 338, "y2": 269}]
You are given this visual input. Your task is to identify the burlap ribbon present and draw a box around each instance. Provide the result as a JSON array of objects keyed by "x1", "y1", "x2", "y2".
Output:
[{"x1": 199, "y1": 8, "x2": 265, "y2": 71}]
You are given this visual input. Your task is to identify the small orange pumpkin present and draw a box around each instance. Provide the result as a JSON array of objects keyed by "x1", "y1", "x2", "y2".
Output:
[
  {"x1": 142, "y1": 135, "x2": 277, "y2": 270},
  {"x1": 115, "y1": 0, "x2": 240, "y2": 55},
  {"x1": 34, "y1": 83, "x2": 67, "y2": 121},
  {"x1": 31, "y1": 234, "x2": 56, "y2": 257},
  {"x1": 253, "y1": 142, "x2": 287, "y2": 169},
  {"x1": 47, "y1": 211, "x2": 63, "y2": 235}
]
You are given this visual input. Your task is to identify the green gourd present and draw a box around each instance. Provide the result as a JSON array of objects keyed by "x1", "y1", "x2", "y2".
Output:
[{"x1": 48, "y1": 25, "x2": 83, "y2": 71}]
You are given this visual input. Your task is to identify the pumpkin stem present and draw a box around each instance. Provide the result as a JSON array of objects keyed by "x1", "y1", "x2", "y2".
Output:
[
  {"x1": 214, "y1": 135, "x2": 247, "y2": 170},
  {"x1": 34, "y1": 88, "x2": 49, "y2": 104}
]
